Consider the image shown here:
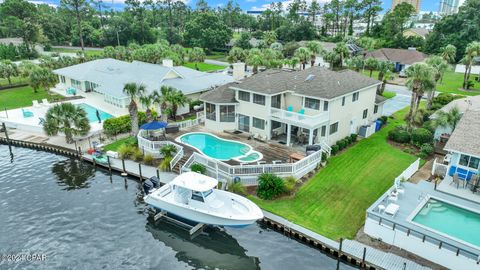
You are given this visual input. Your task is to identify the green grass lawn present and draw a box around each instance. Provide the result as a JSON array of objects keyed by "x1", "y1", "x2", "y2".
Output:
[
  {"x1": 205, "y1": 51, "x2": 228, "y2": 61},
  {"x1": 51, "y1": 48, "x2": 103, "y2": 57},
  {"x1": 0, "y1": 86, "x2": 63, "y2": 110},
  {"x1": 382, "y1": 91, "x2": 397, "y2": 99},
  {"x1": 250, "y1": 106, "x2": 418, "y2": 240},
  {"x1": 104, "y1": 136, "x2": 137, "y2": 152},
  {"x1": 435, "y1": 70, "x2": 480, "y2": 96},
  {"x1": 174, "y1": 114, "x2": 197, "y2": 122},
  {"x1": 183, "y1": 62, "x2": 225, "y2": 72},
  {"x1": 0, "y1": 76, "x2": 29, "y2": 87}
]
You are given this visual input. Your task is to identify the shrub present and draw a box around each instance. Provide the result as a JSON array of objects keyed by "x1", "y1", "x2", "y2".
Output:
[
  {"x1": 380, "y1": 116, "x2": 388, "y2": 125},
  {"x1": 420, "y1": 143, "x2": 434, "y2": 158},
  {"x1": 331, "y1": 144, "x2": 339, "y2": 155},
  {"x1": 344, "y1": 136, "x2": 352, "y2": 145},
  {"x1": 143, "y1": 154, "x2": 154, "y2": 165},
  {"x1": 337, "y1": 139, "x2": 346, "y2": 150},
  {"x1": 132, "y1": 148, "x2": 144, "y2": 161},
  {"x1": 422, "y1": 120, "x2": 436, "y2": 133},
  {"x1": 432, "y1": 93, "x2": 464, "y2": 106},
  {"x1": 117, "y1": 144, "x2": 135, "y2": 159},
  {"x1": 159, "y1": 156, "x2": 173, "y2": 171},
  {"x1": 190, "y1": 163, "x2": 206, "y2": 174},
  {"x1": 388, "y1": 126, "x2": 411, "y2": 143},
  {"x1": 350, "y1": 133, "x2": 358, "y2": 142},
  {"x1": 321, "y1": 152, "x2": 327, "y2": 162},
  {"x1": 189, "y1": 100, "x2": 202, "y2": 110},
  {"x1": 284, "y1": 176, "x2": 297, "y2": 194},
  {"x1": 257, "y1": 173, "x2": 285, "y2": 200},
  {"x1": 412, "y1": 128, "x2": 433, "y2": 146},
  {"x1": 103, "y1": 111, "x2": 157, "y2": 136},
  {"x1": 228, "y1": 182, "x2": 246, "y2": 196}
]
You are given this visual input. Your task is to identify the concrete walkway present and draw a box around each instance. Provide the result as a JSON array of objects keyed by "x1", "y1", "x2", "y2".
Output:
[
  {"x1": 205, "y1": 59, "x2": 230, "y2": 67},
  {"x1": 382, "y1": 94, "x2": 411, "y2": 116}
]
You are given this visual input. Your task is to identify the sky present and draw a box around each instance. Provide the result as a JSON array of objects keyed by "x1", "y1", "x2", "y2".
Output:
[{"x1": 24, "y1": 0, "x2": 440, "y2": 13}]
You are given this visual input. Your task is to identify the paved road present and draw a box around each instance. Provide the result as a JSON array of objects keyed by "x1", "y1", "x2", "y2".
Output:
[
  {"x1": 382, "y1": 94, "x2": 411, "y2": 116},
  {"x1": 52, "y1": 45, "x2": 103, "y2": 51},
  {"x1": 205, "y1": 59, "x2": 230, "y2": 67}
]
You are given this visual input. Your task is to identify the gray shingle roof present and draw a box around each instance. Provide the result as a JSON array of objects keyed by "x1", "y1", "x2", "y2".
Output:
[
  {"x1": 364, "y1": 48, "x2": 428, "y2": 65},
  {"x1": 234, "y1": 67, "x2": 380, "y2": 99},
  {"x1": 444, "y1": 110, "x2": 480, "y2": 157},
  {"x1": 53, "y1": 58, "x2": 233, "y2": 99},
  {"x1": 199, "y1": 83, "x2": 237, "y2": 104},
  {"x1": 375, "y1": 94, "x2": 387, "y2": 104}
]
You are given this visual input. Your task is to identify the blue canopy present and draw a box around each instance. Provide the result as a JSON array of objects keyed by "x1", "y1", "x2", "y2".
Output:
[{"x1": 140, "y1": 121, "x2": 168, "y2": 130}]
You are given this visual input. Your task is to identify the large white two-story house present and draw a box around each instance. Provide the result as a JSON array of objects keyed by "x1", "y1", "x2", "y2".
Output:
[{"x1": 200, "y1": 67, "x2": 385, "y2": 146}]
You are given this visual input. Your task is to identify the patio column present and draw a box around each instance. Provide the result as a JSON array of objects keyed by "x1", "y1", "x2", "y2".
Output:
[
  {"x1": 286, "y1": 124, "x2": 291, "y2": 146},
  {"x1": 308, "y1": 128, "x2": 314, "y2": 145}
]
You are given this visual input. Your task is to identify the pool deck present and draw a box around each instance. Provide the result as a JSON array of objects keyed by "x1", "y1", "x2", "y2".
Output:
[
  {"x1": 367, "y1": 180, "x2": 480, "y2": 256},
  {"x1": 166, "y1": 126, "x2": 305, "y2": 165}
]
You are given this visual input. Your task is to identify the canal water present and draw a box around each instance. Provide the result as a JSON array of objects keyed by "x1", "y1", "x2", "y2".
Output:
[{"x1": 0, "y1": 146, "x2": 355, "y2": 270}]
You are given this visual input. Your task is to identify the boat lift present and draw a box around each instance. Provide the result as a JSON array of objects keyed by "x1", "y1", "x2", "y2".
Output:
[{"x1": 153, "y1": 209, "x2": 207, "y2": 238}]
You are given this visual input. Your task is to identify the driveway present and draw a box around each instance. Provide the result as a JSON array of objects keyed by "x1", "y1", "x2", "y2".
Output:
[{"x1": 382, "y1": 94, "x2": 411, "y2": 116}]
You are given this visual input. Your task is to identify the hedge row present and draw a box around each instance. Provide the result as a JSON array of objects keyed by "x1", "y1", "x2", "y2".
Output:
[
  {"x1": 103, "y1": 111, "x2": 157, "y2": 136},
  {"x1": 330, "y1": 134, "x2": 358, "y2": 155}
]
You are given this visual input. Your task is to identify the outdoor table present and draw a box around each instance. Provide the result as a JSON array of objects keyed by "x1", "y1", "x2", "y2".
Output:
[{"x1": 289, "y1": 153, "x2": 305, "y2": 163}]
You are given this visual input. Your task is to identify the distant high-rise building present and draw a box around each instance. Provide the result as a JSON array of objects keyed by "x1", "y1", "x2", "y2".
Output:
[
  {"x1": 392, "y1": 0, "x2": 421, "y2": 13},
  {"x1": 439, "y1": 0, "x2": 465, "y2": 15}
]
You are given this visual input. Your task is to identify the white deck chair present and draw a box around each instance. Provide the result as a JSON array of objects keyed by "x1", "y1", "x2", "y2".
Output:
[
  {"x1": 41, "y1": 99, "x2": 51, "y2": 106},
  {"x1": 32, "y1": 100, "x2": 41, "y2": 108}
]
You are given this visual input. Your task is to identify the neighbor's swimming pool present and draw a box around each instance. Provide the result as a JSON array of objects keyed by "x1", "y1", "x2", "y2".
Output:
[
  {"x1": 412, "y1": 198, "x2": 480, "y2": 248},
  {"x1": 77, "y1": 103, "x2": 113, "y2": 123},
  {"x1": 176, "y1": 132, "x2": 262, "y2": 162}
]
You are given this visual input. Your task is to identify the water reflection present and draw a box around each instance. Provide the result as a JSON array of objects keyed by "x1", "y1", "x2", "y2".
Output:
[
  {"x1": 145, "y1": 216, "x2": 260, "y2": 270},
  {"x1": 51, "y1": 159, "x2": 96, "y2": 190}
]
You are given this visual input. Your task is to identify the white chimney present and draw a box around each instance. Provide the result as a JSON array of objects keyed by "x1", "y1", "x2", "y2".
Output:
[
  {"x1": 232, "y1": 62, "x2": 245, "y2": 81},
  {"x1": 162, "y1": 59, "x2": 174, "y2": 68}
]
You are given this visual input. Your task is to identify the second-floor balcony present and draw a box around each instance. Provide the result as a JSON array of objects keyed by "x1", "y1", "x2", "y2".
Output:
[{"x1": 270, "y1": 107, "x2": 329, "y2": 128}]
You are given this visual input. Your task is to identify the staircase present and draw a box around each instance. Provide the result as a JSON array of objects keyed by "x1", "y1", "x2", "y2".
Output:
[{"x1": 172, "y1": 155, "x2": 191, "y2": 174}]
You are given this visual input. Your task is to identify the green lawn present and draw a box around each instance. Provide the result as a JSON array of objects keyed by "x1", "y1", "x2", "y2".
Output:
[
  {"x1": 382, "y1": 91, "x2": 397, "y2": 99},
  {"x1": 51, "y1": 48, "x2": 103, "y2": 57},
  {"x1": 183, "y1": 62, "x2": 225, "y2": 72},
  {"x1": 251, "y1": 106, "x2": 418, "y2": 240},
  {"x1": 104, "y1": 136, "x2": 137, "y2": 152},
  {"x1": 0, "y1": 76, "x2": 29, "y2": 87},
  {"x1": 0, "y1": 86, "x2": 63, "y2": 110},
  {"x1": 435, "y1": 70, "x2": 480, "y2": 96},
  {"x1": 205, "y1": 51, "x2": 228, "y2": 62}
]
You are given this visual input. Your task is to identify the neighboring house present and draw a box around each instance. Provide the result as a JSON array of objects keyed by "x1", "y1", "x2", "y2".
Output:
[
  {"x1": 403, "y1": 28, "x2": 431, "y2": 39},
  {"x1": 200, "y1": 67, "x2": 383, "y2": 146},
  {"x1": 364, "y1": 48, "x2": 428, "y2": 72},
  {"x1": 444, "y1": 110, "x2": 480, "y2": 181},
  {"x1": 430, "y1": 95, "x2": 480, "y2": 139},
  {"x1": 53, "y1": 58, "x2": 233, "y2": 115}
]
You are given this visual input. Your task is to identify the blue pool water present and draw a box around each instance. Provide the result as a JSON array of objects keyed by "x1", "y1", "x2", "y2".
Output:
[
  {"x1": 178, "y1": 133, "x2": 252, "y2": 161},
  {"x1": 412, "y1": 198, "x2": 480, "y2": 248},
  {"x1": 77, "y1": 103, "x2": 113, "y2": 123}
]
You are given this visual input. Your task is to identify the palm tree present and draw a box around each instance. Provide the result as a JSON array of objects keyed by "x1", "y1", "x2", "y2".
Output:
[
  {"x1": 189, "y1": 47, "x2": 206, "y2": 70},
  {"x1": 441, "y1": 44, "x2": 457, "y2": 64},
  {"x1": 462, "y1": 41, "x2": 480, "y2": 89},
  {"x1": 227, "y1": 47, "x2": 246, "y2": 63},
  {"x1": 434, "y1": 107, "x2": 462, "y2": 132},
  {"x1": 405, "y1": 63, "x2": 435, "y2": 127},
  {"x1": 426, "y1": 56, "x2": 449, "y2": 109},
  {"x1": 159, "y1": 144, "x2": 177, "y2": 171},
  {"x1": 246, "y1": 51, "x2": 263, "y2": 74},
  {"x1": 166, "y1": 88, "x2": 189, "y2": 120},
  {"x1": 306, "y1": 41, "x2": 324, "y2": 67},
  {"x1": 139, "y1": 94, "x2": 155, "y2": 122},
  {"x1": 284, "y1": 57, "x2": 300, "y2": 70},
  {"x1": 376, "y1": 61, "x2": 394, "y2": 95},
  {"x1": 123, "y1": 82, "x2": 146, "y2": 136},
  {"x1": 333, "y1": 42, "x2": 349, "y2": 67},
  {"x1": 323, "y1": 51, "x2": 340, "y2": 70},
  {"x1": 0, "y1": 60, "x2": 18, "y2": 85},
  {"x1": 262, "y1": 31, "x2": 277, "y2": 46},
  {"x1": 153, "y1": 86, "x2": 172, "y2": 121},
  {"x1": 294, "y1": 47, "x2": 311, "y2": 70},
  {"x1": 43, "y1": 103, "x2": 90, "y2": 143},
  {"x1": 345, "y1": 56, "x2": 364, "y2": 72},
  {"x1": 28, "y1": 67, "x2": 57, "y2": 95},
  {"x1": 364, "y1": 57, "x2": 378, "y2": 77}
]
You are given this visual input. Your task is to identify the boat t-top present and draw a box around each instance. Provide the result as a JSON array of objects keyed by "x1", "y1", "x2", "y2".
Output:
[{"x1": 143, "y1": 172, "x2": 264, "y2": 227}]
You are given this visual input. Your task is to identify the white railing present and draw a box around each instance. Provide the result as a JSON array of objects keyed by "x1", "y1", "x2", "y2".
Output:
[
  {"x1": 395, "y1": 158, "x2": 420, "y2": 183},
  {"x1": 270, "y1": 108, "x2": 329, "y2": 128},
  {"x1": 432, "y1": 158, "x2": 448, "y2": 177},
  {"x1": 181, "y1": 149, "x2": 324, "y2": 186},
  {"x1": 137, "y1": 134, "x2": 184, "y2": 169},
  {"x1": 176, "y1": 118, "x2": 202, "y2": 130}
]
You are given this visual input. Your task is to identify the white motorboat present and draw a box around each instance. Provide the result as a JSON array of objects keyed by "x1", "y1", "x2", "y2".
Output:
[{"x1": 143, "y1": 172, "x2": 264, "y2": 227}]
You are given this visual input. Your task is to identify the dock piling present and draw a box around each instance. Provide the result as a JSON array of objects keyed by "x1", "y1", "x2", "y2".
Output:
[
  {"x1": 361, "y1": 247, "x2": 366, "y2": 268},
  {"x1": 107, "y1": 156, "x2": 112, "y2": 173},
  {"x1": 139, "y1": 163, "x2": 143, "y2": 181}
]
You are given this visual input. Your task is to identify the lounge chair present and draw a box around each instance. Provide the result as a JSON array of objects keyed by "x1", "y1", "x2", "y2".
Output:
[
  {"x1": 385, "y1": 203, "x2": 399, "y2": 217},
  {"x1": 32, "y1": 100, "x2": 40, "y2": 108},
  {"x1": 38, "y1": 117, "x2": 46, "y2": 125},
  {"x1": 452, "y1": 173, "x2": 461, "y2": 189},
  {"x1": 22, "y1": 108, "x2": 34, "y2": 118},
  {"x1": 41, "y1": 99, "x2": 51, "y2": 106},
  {"x1": 298, "y1": 108, "x2": 305, "y2": 120}
]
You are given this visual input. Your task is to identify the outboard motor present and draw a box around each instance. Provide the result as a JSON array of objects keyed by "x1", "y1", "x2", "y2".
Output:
[
  {"x1": 149, "y1": 176, "x2": 160, "y2": 188},
  {"x1": 143, "y1": 179, "x2": 154, "y2": 194}
]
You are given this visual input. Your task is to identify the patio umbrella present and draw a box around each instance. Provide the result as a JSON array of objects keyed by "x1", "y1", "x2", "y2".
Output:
[{"x1": 140, "y1": 121, "x2": 168, "y2": 130}]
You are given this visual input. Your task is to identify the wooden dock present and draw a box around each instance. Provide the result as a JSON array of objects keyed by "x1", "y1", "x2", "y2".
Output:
[{"x1": 262, "y1": 211, "x2": 431, "y2": 270}]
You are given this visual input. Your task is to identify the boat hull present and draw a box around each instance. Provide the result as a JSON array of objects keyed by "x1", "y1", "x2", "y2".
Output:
[{"x1": 144, "y1": 196, "x2": 259, "y2": 227}]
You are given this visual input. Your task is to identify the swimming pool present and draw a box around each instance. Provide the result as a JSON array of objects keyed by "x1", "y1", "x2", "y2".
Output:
[
  {"x1": 412, "y1": 198, "x2": 480, "y2": 248},
  {"x1": 176, "y1": 132, "x2": 262, "y2": 162},
  {"x1": 77, "y1": 103, "x2": 113, "y2": 123}
]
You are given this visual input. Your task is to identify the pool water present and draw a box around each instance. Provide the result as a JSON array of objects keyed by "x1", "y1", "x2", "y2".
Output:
[
  {"x1": 177, "y1": 132, "x2": 262, "y2": 162},
  {"x1": 412, "y1": 198, "x2": 480, "y2": 248},
  {"x1": 77, "y1": 103, "x2": 113, "y2": 123},
  {"x1": 237, "y1": 152, "x2": 261, "y2": 162}
]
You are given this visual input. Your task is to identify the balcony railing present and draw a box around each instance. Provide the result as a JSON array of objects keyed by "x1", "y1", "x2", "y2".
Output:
[{"x1": 270, "y1": 108, "x2": 329, "y2": 128}]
